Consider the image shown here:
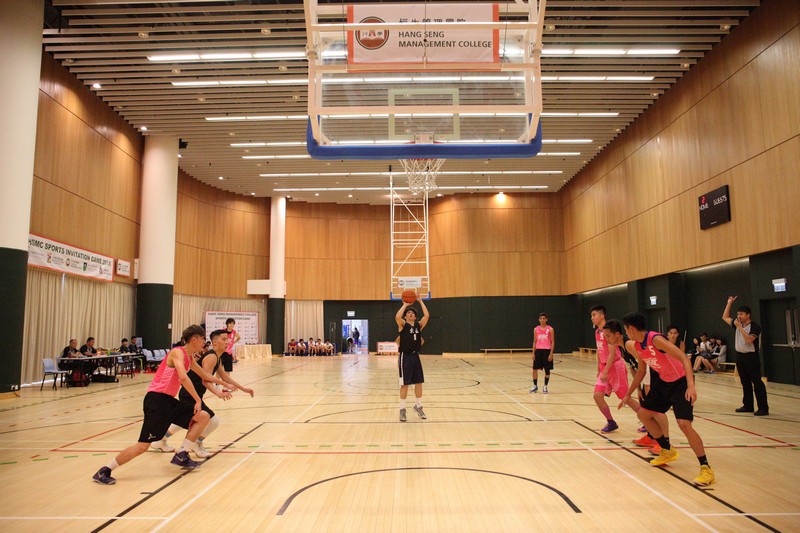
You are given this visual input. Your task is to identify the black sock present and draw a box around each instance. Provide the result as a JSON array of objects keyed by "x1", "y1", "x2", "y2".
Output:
[
  {"x1": 698, "y1": 455, "x2": 709, "y2": 466},
  {"x1": 533, "y1": 379, "x2": 538, "y2": 386},
  {"x1": 656, "y1": 436, "x2": 670, "y2": 450},
  {"x1": 544, "y1": 375, "x2": 550, "y2": 385}
]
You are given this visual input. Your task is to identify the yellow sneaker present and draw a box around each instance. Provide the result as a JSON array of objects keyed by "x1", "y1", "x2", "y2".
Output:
[
  {"x1": 694, "y1": 465, "x2": 715, "y2": 486},
  {"x1": 649, "y1": 447, "x2": 679, "y2": 466}
]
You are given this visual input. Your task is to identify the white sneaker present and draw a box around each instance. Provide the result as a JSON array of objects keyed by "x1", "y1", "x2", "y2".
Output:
[
  {"x1": 150, "y1": 439, "x2": 175, "y2": 453},
  {"x1": 543, "y1": 386, "x2": 549, "y2": 394},
  {"x1": 193, "y1": 443, "x2": 212, "y2": 458}
]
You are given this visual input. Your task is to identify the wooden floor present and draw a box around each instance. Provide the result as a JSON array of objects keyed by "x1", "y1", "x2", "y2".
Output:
[{"x1": 1, "y1": 354, "x2": 799, "y2": 532}]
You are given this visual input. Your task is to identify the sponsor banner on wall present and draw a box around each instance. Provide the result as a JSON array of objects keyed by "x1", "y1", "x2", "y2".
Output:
[
  {"x1": 116, "y1": 259, "x2": 131, "y2": 277},
  {"x1": 204, "y1": 311, "x2": 260, "y2": 344},
  {"x1": 397, "y1": 277, "x2": 423, "y2": 289},
  {"x1": 28, "y1": 234, "x2": 114, "y2": 282},
  {"x1": 348, "y1": 4, "x2": 498, "y2": 65}
]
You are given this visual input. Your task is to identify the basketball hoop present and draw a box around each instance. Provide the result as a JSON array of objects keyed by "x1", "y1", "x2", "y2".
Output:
[{"x1": 400, "y1": 157, "x2": 446, "y2": 194}]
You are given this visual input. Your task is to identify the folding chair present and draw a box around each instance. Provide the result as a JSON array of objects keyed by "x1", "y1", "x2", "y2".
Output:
[{"x1": 41, "y1": 358, "x2": 70, "y2": 390}]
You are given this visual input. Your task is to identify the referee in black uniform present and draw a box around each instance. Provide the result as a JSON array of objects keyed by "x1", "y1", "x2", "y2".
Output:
[{"x1": 396, "y1": 292, "x2": 430, "y2": 422}]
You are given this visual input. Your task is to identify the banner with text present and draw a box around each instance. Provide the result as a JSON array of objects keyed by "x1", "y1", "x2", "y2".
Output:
[
  {"x1": 28, "y1": 234, "x2": 114, "y2": 282},
  {"x1": 348, "y1": 4, "x2": 498, "y2": 65},
  {"x1": 204, "y1": 311, "x2": 260, "y2": 344}
]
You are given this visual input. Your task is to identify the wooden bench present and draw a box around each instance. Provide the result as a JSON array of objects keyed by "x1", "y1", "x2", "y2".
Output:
[
  {"x1": 717, "y1": 361, "x2": 738, "y2": 376},
  {"x1": 579, "y1": 347, "x2": 597, "y2": 356},
  {"x1": 480, "y1": 348, "x2": 531, "y2": 355}
]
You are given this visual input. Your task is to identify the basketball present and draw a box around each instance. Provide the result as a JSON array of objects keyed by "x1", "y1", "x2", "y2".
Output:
[{"x1": 402, "y1": 290, "x2": 417, "y2": 304}]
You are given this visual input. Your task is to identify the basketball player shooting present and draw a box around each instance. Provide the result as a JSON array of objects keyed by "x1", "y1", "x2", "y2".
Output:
[{"x1": 396, "y1": 289, "x2": 429, "y2": 422}]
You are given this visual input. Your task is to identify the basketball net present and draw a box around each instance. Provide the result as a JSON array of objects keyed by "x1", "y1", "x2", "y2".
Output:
[{"x1": 399, "y1": 157, "x2": 446, "y2": 194}]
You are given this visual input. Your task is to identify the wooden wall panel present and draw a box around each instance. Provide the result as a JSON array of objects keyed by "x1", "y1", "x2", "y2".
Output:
[
  {"x1": 561, "y1": 1, "x2": 800, "y2": 294},
  {"x1": 430, "y1": 194, "x2": 563, "y2": 297},
  {"x1": 174, "y1": 172, "x2": 270, "y2": 297},
  {"x1": 30, "y1": 54, "x2": 141, "y2": 284},
  {"x1": 285, "y1": 203, "x2": 389, "y2": 299}
]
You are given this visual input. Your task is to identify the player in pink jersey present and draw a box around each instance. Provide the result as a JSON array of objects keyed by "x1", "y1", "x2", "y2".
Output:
[
  {"x1": 614, "y1": 313, "x2": 715, "y2": 486},
  {"x1": 590, "y1": 305, "x2": 640, "y2": 433},
  {"x1": 223, "y1": 317, "x2": 241, "y2": 368},
  {"x1": 92, "y1": 325, "x2": 237, "y2": 485},
  {"x1": 530, "y1": 312, "x2": 555, "y2": 393}
]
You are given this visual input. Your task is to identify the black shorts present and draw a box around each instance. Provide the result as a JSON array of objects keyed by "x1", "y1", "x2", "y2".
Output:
[
  {"x1": 533, "y1": 349, "x2": 553, "y2": 370},
  {"x1": 137, "y1": 391, "x2": 195, "y2": 443},
  {"x1": 221, "y1": 352, "x2": 233, "y2": 372},
  {"x1": 640, "y1": 374, "x2": 693, "y2": 421},
  {"x1": 399, "y1": 352, "x2": 424, "y2": 386},
  {"x1": 172, "y1": 396, "x2": 215, "y2": 429}
]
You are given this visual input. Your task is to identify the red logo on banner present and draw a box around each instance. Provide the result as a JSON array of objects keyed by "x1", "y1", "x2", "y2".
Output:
[{"x1": 356, "y1": 17, "x2": 389, "y2": 50}]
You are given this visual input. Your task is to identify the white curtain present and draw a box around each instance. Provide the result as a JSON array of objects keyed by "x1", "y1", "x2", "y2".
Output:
[
  {"x1": 21, "y1": 268, "x2": 136, "y2": 385},
  {"x1": 172, "y1": 293, "x2": 267, "y2": 344},
  {"x1": 285, "y1": 300, "x2": 324, "y2": 344}
]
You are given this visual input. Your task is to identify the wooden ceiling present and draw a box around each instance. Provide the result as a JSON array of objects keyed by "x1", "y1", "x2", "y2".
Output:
[{"x1": 44, "y1": 0, "x2": 759, "y2": 204}]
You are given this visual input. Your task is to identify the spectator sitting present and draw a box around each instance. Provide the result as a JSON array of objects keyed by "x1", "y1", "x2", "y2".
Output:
[
  {"x1": 308, "y1": 336, "x2": 317, "y2": 356},
  {"x1": 297, "y1": 339, "x2": 307, "y2": 356},
  {"x1": 118, "y1": 338, "x2": 133, "y2": 353},
  {"x1": 59, "y1": 338, "x2": 80, "y2": 370},
  {"x1": 61, "y1": 338, "x2": 80, "y2": 359},
  {"x1": 80, "y1": 337, "x2": 98, "y2": 357},
  {"x1": 694, "y1": 335, "x2": 718, "y2": 373},
  {"x1": 715, "y1": 338, "x2": 728, "y2": 364},
  {"x1": 287, "y1": 339, "x2": 297, "y2": 355},
  {"x1": 316, "y1": 339, "x2": 324, "y2": 356},
  {"x1": 129, "y1": 336, "x2": 143, "y2": 354},
  {"x1": 323, "y1": 339, "x2": 334, "y2": 355}
]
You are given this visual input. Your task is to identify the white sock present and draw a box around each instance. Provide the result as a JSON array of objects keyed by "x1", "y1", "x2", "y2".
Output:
[
  {"x1": 400, "y1": 399, "x2": 407, "y2": 409},
  {"x1": 415, "y1": 401, "x2": 422, "y2": 408},
  {"x1": 180, "y1": 438, "x2": 199, "y2": 452},
  {"x1": 106, "y1": 459, "x2": 120, "y2": 471}
]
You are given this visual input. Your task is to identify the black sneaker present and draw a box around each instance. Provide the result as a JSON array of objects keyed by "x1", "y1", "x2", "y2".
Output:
[
  {"x1": 92, "y1": 467, "x2": 116, "y2": 485},
  {"x1": 735, "y1": 406, "x2": 754, "y2": 413},
  {"x1": 754, "y1": 410, "x2": 769, "y2": 416},
  {"x1": 170, "y1": 451, "x2": 201, "y2": 468}
]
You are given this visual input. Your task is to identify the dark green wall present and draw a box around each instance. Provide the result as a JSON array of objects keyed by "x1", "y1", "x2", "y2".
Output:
[
  {"x1": 323, "y1": 246, "x2": 800, "y2": 384},
  {"x1": 325, "y1": 296, "x2": 581, "y2": 354}
]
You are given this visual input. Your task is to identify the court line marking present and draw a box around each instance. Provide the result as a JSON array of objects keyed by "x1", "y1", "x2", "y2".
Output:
[
  {"x1": 459, "y1": 365, "x2": 547, "y2": 421},
  {"x1": 0, "y1": 516, "x2": 166, "y2": 521},
  {"x1": 693, "y1": 513, "x2": 800, "y2": 517},
  {"x1": 151, "y1": 444, "x2": 264, "y2": 532},
  {"x1": 575, "y1": 440, "x2": 718, "y2": 532},
  {"x1": 575, "y1": 420, "x2": 782, "y2": 533}
]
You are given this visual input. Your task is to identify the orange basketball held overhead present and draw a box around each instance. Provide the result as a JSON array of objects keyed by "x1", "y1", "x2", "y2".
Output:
[{"x1": 401, "y1": 290, "x2": 417, "y2": 304}]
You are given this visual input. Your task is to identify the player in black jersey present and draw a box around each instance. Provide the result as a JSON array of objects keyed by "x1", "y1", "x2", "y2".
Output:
[
  {"x1": 150, "y1": 329, "x2": 254, "y2": 457},
  {"x1": 395, "y1": 292, "x2": 430, "y2": 422}
]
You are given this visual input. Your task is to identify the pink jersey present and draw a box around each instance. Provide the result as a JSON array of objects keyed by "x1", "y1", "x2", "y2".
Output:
[
  {"x1": 595, "y1": 327, "x2": 622, "y2": 366},
  {"x1": 225, "y1": 328, "x2": 237, "y2": 353},
  {"x1": 147, "y1": 346, "x2": 190, "y2": 396},
  {"x1": 534, "y1": 326, "x2": 553, "y2": 350},
  {"x1": 633, "y1": 331, "x2": 686, "y2": 382}
]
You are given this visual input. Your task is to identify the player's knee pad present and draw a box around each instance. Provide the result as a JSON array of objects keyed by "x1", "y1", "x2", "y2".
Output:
[{"x1": 201, "y1": 415, "x2": 220, "y2": 438}]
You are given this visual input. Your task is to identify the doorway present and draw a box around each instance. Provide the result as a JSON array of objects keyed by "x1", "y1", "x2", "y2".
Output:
[
  {"x1": 646, "y1": 308, "x2": 666, "y2": 336},
  {"x1": 761, "y1": 297, "x2": 799, "y2": 385},
  {"x1": 342, "y1": 320, "x2": 369, "y2": 354}
]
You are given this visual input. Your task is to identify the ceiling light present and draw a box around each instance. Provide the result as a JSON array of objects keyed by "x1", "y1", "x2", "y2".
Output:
[
  {"x1": 253, "y1": 51, "x2": 306, "y2": 60},
  {"x1": 626, "y1": 49, "x2": 681, "y2": 55},
  {"x1": 140, "y1": 126, "x2": 148, "y2": 131},
  {"x1": 292, "y1": 95, "x2": 300, "y2": 100},
  {"x1": 172, "y1": 81, "x2": 219, "y2": 87},
  {"x1": 681, "y1": 63, "x2": 691, "y2": 68},
  {"x1": 278, "y1": 64, "x2": 289, "y2": 71},
  {"x1": 251, "y1": 192, "x2": 256, "y2": 196},
  {"x1": 200, "y1": 53, "x2": 253, "y2": 60},
  {"x1": 348, "y1": 194, "x2": 353, "y2": 198},
  {"x1": 261, "y1": 28, "x2": 271, "y2": 35},
  {"x1": 206, "y1": 115, "x2": 308, "y2": 121},
  {"x1": 267, "y1": 78, "x2": 309, "y2": 85},
  {"x1": 171, "y1": 68, "x2": 181, "y2": 74},
  {"x1": 138, "y1": 32, "x2": 149, "y2": 39},
  {"x1": 197, "y1": 97, "x2": 206, "y2": 102},
  {"x1": 63, "y1": 58, "x2": 74, "y2": 64},
  {"x1": 544, "y1": 24, "x2": 555, "y2": 31},
  {"x1": 219, "y1": 176, "x2": 224, "y2": 180},
  {"x1": 148, "y1": 54, "x2": 201, "y2": 62},
  {"x1": 540, "y1": 152, "x2": 580, "y2": 156},
  {"x1": 219, "y1": 80, "x2": 267, "y2": 85},
  {"x1": 720, "y1": 24, "x2": 731, "y2": 31},
  {"x1": 242, "y1": 154, "x2": 311, "y2": 160},
  {"x1": 573, "y1": 49, "x2": 626, "y2": 55},
  {"x1": 92, "y1": 83, "x2": 102, "y2": 89}
]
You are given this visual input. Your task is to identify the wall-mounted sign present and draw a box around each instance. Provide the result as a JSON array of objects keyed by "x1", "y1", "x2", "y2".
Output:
[
  {"x1": 649, "y1": 296, "x2": 657, "y2": 306},
  {"x1": 28, "y1": 234, "x2": 113, "y2": 282},
  {"x1": 698, "y1": 185, "x2": 731, "y2": 230},
  {"x1": 772, "y1": 278, "x2": 787, "y2": 293},
  {"x1": 116, "y1": 259, "x2": 131, "y2": 277}
]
